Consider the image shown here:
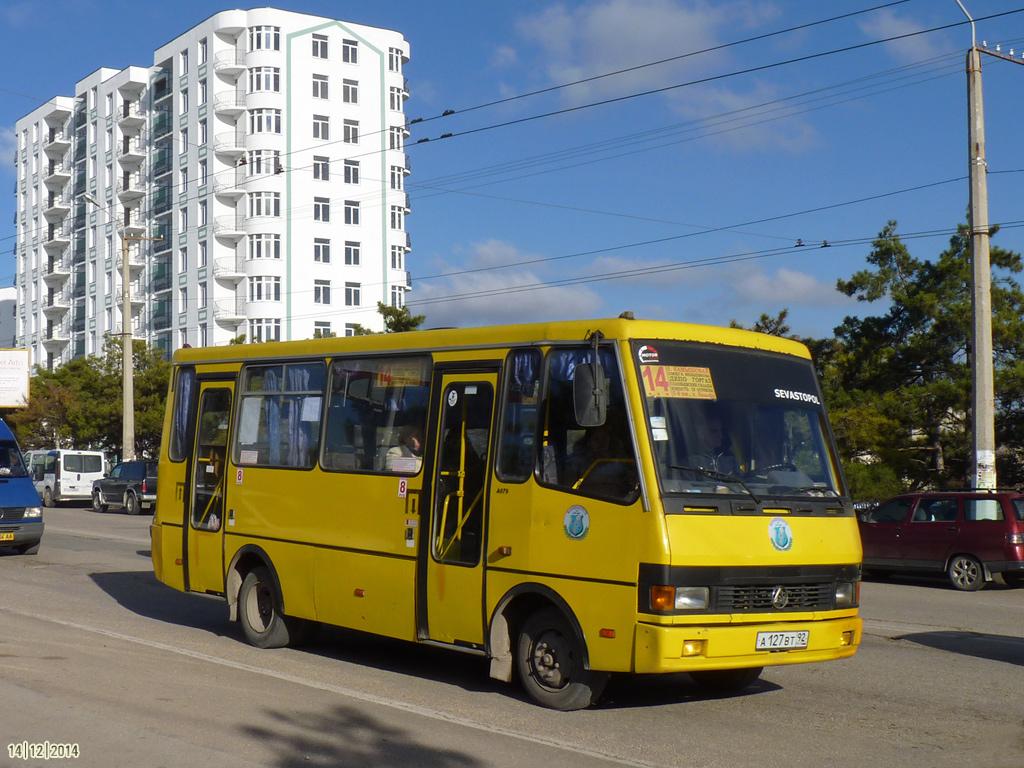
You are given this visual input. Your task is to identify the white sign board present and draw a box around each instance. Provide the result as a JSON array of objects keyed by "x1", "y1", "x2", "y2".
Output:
[{"x1": 0, "y1": 349, "x2": 31, "y2": 408}]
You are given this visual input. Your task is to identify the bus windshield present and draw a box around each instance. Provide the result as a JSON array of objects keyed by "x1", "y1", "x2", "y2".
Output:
[
  {"x1": 0, "y1": 441, "x2": 29, "y2": 478},
  {"x1": 633, "y1": 340, "x2": 841, "y2": 499}
]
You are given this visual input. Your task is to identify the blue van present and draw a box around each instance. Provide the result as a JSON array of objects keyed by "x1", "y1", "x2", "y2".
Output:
[{"x1": 0, "y1": 418, "x2": 43, "y2": 555}]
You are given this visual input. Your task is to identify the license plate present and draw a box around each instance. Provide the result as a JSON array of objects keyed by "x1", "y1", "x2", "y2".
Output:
[
  {"x1": 0, "y1": 532, "x2": 14, "y2": 542},
  {"x1": 756, "y1": 630, "x2": 808, "y2": 651}
]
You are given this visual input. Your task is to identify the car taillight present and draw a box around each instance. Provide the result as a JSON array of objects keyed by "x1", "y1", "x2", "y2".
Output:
[
  {"x1": 1007, "y1": 532, "x2": 1024, "y2": 546},
  {"x1": 141, "y1": 479, "x2": 148, "y2": 493}
]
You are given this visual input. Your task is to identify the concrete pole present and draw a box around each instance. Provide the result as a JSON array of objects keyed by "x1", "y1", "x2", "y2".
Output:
[
  {"x1": 966, "y1": 46, "x2": 996, "y2": 489},
  {"x1": 121, "y1": 233, "x2": 135, "y2": 462}
]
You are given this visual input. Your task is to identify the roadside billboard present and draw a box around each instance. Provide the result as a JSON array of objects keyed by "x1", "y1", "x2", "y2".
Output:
[{"x1": 0, "y1": 349, "x2": 31, "y2": 408}]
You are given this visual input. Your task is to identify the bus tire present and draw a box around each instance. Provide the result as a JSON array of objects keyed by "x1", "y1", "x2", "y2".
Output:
[
  {"x1": 239, "y1": 565, "x2": 302, "y2": 649},
  {"x1": 690, "y1": 667, "x2": 763, "y2": 693},
  {"x1": 516, "y1": 607, "x2": 607, "y2": 711}
]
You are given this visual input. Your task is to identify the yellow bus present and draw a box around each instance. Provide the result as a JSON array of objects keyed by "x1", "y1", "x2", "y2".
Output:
[{"x1": 151, "y1": 316, "x2": 862, "y2": 710}]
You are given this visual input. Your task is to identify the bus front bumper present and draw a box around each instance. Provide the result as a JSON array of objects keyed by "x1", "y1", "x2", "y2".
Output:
[{"x1": 634, "y1": 615, "x2": 862, "y2": 673}]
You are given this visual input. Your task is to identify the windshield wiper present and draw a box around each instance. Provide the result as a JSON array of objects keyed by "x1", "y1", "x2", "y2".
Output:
[
  {"x1": 668, "y1": 465, "x2": 761, "y2": 505},
  {"x1": 783, "y1": 485, "x2": 840, "y2": 497}
]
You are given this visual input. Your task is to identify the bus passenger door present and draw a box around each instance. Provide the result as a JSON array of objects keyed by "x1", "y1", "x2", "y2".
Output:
[
  {"x1": 186, "y1": 382, "x2": 233, "y2": 595},
  {"x1": 423, "y1": 370, "x2": 498, "y2": 647}
]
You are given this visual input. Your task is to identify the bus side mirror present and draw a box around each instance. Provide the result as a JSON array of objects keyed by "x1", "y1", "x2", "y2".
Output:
[{"x1": 573, "y1": 363, "x2": 607, "y2": 428}]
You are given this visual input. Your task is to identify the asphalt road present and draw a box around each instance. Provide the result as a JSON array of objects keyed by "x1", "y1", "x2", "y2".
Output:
[{"x1": 0, "y1": 506, "x2": 1022, "y2": 768}]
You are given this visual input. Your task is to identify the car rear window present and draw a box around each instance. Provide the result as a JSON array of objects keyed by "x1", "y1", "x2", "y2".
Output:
[
  {"x1": 1012, "y1": 498, "x2": 1024, "y2": 522},
  {"x1": 965, "y1": 499, "x2": 1004, "y2": 522}
]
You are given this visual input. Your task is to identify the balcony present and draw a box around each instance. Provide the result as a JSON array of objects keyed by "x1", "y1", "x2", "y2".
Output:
[
  {"x1": 44, "y1": 225, "x2": 72, "y2": 252},
  {"x1": 404, "y1": 154, "x2": 412, "y2": 175},
  {"x1": 118, "y1": 101, "x2": 146, "y2": 131},
  {"x1": 213, "y1": 255, "x2": 245, "y2": 283},
  {"x1": 43, "y1": 326, "x2": 70, "y2": 349},
  {"x1": 43, "y1": 294, "x2": 71, "y2": 318},
  {"x1": 214, "y1": 50, "x2": 247, "y2": 76},
  {"x1": 117, "y1": 137, "x2": 146, "y2": 167},
  {"x1": 213, "y1": 168, "x2": 246, "y2": 198},
  {"x1": 44, "y1": 130, "x2": 72, "y2": 157},
  {"x1": 43, "y1": 258, "x2": 71, "y2": 285},
  {"x1": 213, "y1": 131, "x2": 245, "y2": 156},
  {"x1": 213, "y1": 90, "x2": 246, "y2": 116},
  {"x1": 116, "y1": 248, "x2": 147, "y2": 275},
  {"x1": 213, "y1": 216, "x2": 245, "y2": 240},
  {"x1": 117, "y1": 173, "x2": 146, "y2": 205},
  {"x1": 214, "y1": 297, "x2": 246, "y2": 325},
  {"x1": 44, "y1": 164, "x2": 72, "y2": 188},
  {"x1": 43, "y1": 196, "x2": 72, "y2": 223}
]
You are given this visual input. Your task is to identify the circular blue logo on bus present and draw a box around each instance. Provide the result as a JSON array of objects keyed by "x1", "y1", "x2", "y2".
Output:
[
  {"x1": 564, "y1": 505, "x2": 590, "y2": 541},
  {"x1": 769, "y1": 517, "x2": 793, "y2": 552}
]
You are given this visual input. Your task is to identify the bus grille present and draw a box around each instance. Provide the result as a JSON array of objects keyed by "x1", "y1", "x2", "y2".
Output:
[
  {"x1": 0, "y1": 508, "x2": 26, "y2": 522},
  {"x1": 717, "y1": 583, "x2": 833, "y2": 612}
]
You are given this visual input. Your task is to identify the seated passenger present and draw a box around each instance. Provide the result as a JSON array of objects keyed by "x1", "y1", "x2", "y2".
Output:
[
  {"x1": 385, "y1": 426, "x2": 424, "y2": 472},
  {"x1": 564, "y1": 424, "x2": 637, "y2": 497}
]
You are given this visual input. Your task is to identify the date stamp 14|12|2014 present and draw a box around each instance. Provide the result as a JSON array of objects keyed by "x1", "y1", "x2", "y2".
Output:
[{"x1": 8, "y1": 742, "x2": 80, "y2": 761}]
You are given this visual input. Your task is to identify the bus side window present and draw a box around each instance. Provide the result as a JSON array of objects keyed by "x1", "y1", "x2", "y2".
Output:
[{"x1": 497, "y1": 348, "x2": 541, "y2": 483}]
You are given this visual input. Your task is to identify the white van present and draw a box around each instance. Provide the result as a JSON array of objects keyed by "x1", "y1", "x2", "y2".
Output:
[{"x1": 26, "y1": 449, "x2": 107, "y2": 506}]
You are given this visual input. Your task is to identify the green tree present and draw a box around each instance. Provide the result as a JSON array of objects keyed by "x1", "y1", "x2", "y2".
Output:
[{"x1": 352, "y1": 302, "x2": 426, "y2": 335}]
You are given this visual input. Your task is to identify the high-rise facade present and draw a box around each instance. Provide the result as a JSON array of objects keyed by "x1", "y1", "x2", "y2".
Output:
[{"x1": 13, "y1": 9, "x2": 411, "y2": 369}]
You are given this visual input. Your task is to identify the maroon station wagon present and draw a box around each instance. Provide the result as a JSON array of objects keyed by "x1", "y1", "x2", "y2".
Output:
[{"x1": 858, "y1": 491, "x2": 1024, "y2": 591}]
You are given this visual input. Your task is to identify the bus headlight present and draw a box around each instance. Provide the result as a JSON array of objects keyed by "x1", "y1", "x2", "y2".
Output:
[
  {"x1": 835, "y1": 581, "x2": 858, "y2": 608},
  {"x1": 652, "y1": 586, "x2": 709, "y2": 611},
  {"x1": 24, "y1": 506, "x2": 42, "y2": 518}
]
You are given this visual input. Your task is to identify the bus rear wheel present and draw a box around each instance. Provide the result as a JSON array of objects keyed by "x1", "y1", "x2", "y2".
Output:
[
  {"x1": 516, "y1": 607, "x2": 607, "y2": 711},
  {"x1": 239, "y1": 566, "x2": 307, "y2": 649}
]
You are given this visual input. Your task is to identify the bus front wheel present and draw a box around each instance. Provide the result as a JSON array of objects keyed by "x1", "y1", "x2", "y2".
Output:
[
  {"x1": 516, "y1": 607, "x2": 607, "y2": 711},
  {"x1": 239, "y1": 566, "x2": 306, "y2": 649}
]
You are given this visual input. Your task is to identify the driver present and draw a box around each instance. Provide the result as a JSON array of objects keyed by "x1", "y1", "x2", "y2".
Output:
[{"x1": 686, "y1": 415, "x2": 738, "y2": 475}]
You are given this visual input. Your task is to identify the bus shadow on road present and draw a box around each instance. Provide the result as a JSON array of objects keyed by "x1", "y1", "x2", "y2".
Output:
[
  {"x1": 242, "y1": 703, "x2": 483, "y2": 768},
  {"x1": 896, "y1": 630, "x2": 1024, "y2": 667},
  {"x1": 597, "y1": 673, "x2": 780, "y2": 709},
  {"x1": 89, "y1": 570, "x2": 234, "y2": 639}
]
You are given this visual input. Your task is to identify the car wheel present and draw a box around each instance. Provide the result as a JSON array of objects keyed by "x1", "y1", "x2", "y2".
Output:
[
  {"x1": 516, "y1": 607, "x2": 608, "y2": 710},
  {"x1": 16, "y1": 542, "x2": 40, "y2": 556},
  {"x1": 92, "y1": 490, "x2": 108, "y2": 513},
  {"x1": 42, "y1": 488, "x2": 54, "y2": 507},
  {"x1": 948, "y1": 554, "x2": 985, "y2": 591},
  {"x1": 690, "y1": 667, "x2": 764, "y2": 694},
  {"x1": 238, "y1": 566, "x2": 308, "y2": 649},
  {"x1": 125, "y1": 492, "x2": 140, "y2": 516}
]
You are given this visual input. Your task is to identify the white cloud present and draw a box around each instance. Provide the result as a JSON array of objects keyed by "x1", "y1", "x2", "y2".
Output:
[
  {"x1": 858, "y1": 9, "x2": 943, "y2": 64},
  {"x1": 490, "y1": 45, "x2": 518, "y2": 69},
  {"x1": 409, "y1": 239, "x2": 603, "y2": 327},
  {"x1": 0, "y1": 128, "x2": 17, "y2": 178}
]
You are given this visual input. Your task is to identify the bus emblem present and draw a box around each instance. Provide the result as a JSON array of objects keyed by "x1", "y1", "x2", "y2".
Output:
[
  {"x1": 563, "y1": 505, "x2": 590, "y2": 541},
  {"x1": 769, "y1": 517, "x2": 793, "y2": 552}
]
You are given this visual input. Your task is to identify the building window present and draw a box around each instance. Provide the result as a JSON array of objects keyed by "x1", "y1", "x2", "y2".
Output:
[
  {"x1": 391, "y1": 245, "x2": 403, "y2": 269},
  {"x1": 314, "y1": 197, "x2": 330, "y2": 222},
  {"x1": 342, "y1": 79, "x2": 358, "y2": 104},
  {"x1": 391, "y1": 286, "x2": 404, "y2": 308},
  {"x1": 314, "y1": 321, "x2": 331, "y2": 338},
  {"x1": 199, "y1": 282, "x2": 207, "y2": 309},
  {"x1": 249, "y1": 191, "x2": 281, "y2": 217},
  {"x1": 313, "y1": 74, "x2": 328, "y2": 99},
  {"x1": 314, "y1": 238, "x2": 330, "y2": 263},
  {"x1": 389, "y1": 126, "x2": 403, "y2": 150},
  {"x1": 199, "y1": 240, "x2": 207, "y2": 267},
  {"x1": 313, "y1": 156, "x2": 330, "y2": 181},
  {"x1": 199, "y1": 118, "x2": 207, "y2": 145},
  {"x1": 180, "y1": 88, "x2": 189, "y2": 114},
  {"x1": 180, "y1": 206, "x2": 188, "y2": 233},
  {"x1": 199, "y1": 323, "x2": 208, "y2": 346},
  {"x1": 343, "y1": 120, "x2": 358, "y2": 144},
  {"x1": 312, "y1": 33, "x2": 328, "y2": 59},
  {"x1": 344, "y1": 160, "x2": 359, "y2": 184},
  {"x1": 180, "y1": 127, "x2": 188, "y2": 152},
  {"x1": 345, "y1": 241, "x2": 360, "y2": 266},
  {"x1": 345, "y1": 282, "x2": 360, "y2": 306},
  {"x1": 249, "y1": 275, "x2": 281, "y2": 302},
  {"x1": 198, "y1": 200, "x2": 207, "y2": 227},
  {"x1": 250, "y1": 67, "x2": 281, "y2": 93},
  {"x1": 250, "y1": 108, "x2": 282, "y2": 134},
  {"x1": 389, "y1": 86, "x2": 403, "y2": 111},
  {"x1": 314, "y1": 280, "x2": 331, "y2": 305},
  {"x1": 199, "y1": 38, "x2": 207, "y2": 65},
  {"x1": 249, "y1": 26, "x2": 280, "y2": 51},
  {"x1": 342, "y1": 39, "x2": 358, "y2": 63},
  {"x1": 199, "y1": 160, "x2": 208, "y2": 186},
  {"x1": 179, "y1": 246, "x2": 187, "y2": 273},
  {"x1": 249, "y1": 233, "x2": 281, "y2": 259},
  {"x1": 249, "y1": 318, "x2": 281, "y2": 342},
  {"x1": 390, "y1": 165, "x2": 404, "y2": 190},
  {"x1": 247, "y1": 149, "x2": 281, "y2": 175},
  {"x1": 344, "y1": 201, "x2": 360, "y2": 225},
  {"x1": 179, "y1": 286, "x2": 188, "y2": 313},
  {"x1": 390, "y1": 206, "x2": 403, "y2": 230},
  {"x1": 180, "y1": 48, "x2": 189, "y2": 74},
  {"x1": 389, "y1": 47, "x2": 403, "y2": 73},
  {"x1": 199, "y1": 79, "x2": 207, "y2": 105},
  {"x1": 313, "y1": 115, "x2": 330, "y2": 140}
]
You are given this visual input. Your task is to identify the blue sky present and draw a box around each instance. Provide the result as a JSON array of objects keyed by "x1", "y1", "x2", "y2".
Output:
[{"x1": 3, "y1": 0, "x2": 1024, "y2": 339}]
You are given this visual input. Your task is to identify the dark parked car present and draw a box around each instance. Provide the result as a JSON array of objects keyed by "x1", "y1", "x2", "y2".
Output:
[
  {"x1": 92, "y1": 460, "x2": 158, "y2": 515},
  {"x1": 859, "y1": 491, "x2": 1024, "y2": 591}
]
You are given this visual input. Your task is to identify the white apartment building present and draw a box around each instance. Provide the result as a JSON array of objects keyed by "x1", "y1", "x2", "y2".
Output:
[{"x1": 14, "y1": 8, "x2": 411, "y2": 369}]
